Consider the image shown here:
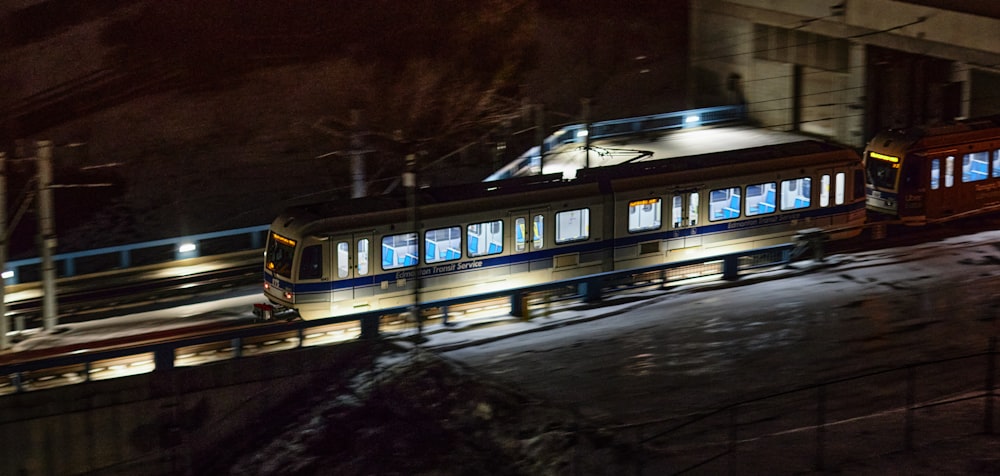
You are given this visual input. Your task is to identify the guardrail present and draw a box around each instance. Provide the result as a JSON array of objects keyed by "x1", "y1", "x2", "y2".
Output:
[
  {"x1": 486, "y1": 105, "x2": 747, "y2": 181},
  {"x1": 3, "y1": 225, "x2": 270, "y2": 285},
  {"x1": 0, "y1": 242, "x2": 794, "y2": 394}
]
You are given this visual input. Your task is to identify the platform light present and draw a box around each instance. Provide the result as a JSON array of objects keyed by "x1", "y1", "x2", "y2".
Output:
[{"x1": 178, "y1": 243, "x2": 197, "y2": 253}]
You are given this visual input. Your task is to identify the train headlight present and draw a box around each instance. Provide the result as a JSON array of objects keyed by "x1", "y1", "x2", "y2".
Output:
[
  {"x1": 263, "y1": 282, "x2": 270, "y2": 290},
  {"x1": 284, "y1": 291, "x2": 293, "y2": 300}
]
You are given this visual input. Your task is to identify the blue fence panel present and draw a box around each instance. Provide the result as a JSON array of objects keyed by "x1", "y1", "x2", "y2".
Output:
[{"x1": 4, "y1": 224, "x2": 269, "y2": 285}]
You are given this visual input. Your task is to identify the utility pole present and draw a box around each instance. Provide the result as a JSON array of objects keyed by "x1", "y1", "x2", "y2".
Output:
[
  {"x1": 36, "y1": 141, "x2": 58, "y2": 332},
  {"x1": 0, "y1": 151, "x2": 7, "y2": 350},
  {"x1": 581, "y1": 97, "x2": 592, "y2": 169},
  {"x1": 403, "y1": 153, "x2": 422, "y2": 335}
]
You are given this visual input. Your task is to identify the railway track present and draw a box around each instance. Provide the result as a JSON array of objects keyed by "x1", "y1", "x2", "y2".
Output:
[{"x1": 4, "y1": 263, "x2": 260, "y2": 330}]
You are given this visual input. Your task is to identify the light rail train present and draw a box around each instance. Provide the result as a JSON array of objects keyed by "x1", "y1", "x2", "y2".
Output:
[
  {"x1": 263, "y1": 139, "x2": 866, "y2": 319},
  {"x1": 864, "y1": 115, "x2": 1000, "y2": 224}
]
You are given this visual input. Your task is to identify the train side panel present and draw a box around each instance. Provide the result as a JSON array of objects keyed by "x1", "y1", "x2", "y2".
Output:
[{"x1": 266, "y1": 141, "x2": 867, "y2": 320}]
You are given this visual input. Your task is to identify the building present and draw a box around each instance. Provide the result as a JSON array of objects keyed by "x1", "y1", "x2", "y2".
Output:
[{"x1": 690, "y1": 0, "x2": 1000, "y2": 147}]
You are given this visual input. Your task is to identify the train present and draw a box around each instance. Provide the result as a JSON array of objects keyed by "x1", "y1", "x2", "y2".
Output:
[
  {"x1": 262, "y1": 139, "x2": 866, "y2": 320},
  {"x1": 864, "y1": 115, "x2": 1000, "y2": 224}
]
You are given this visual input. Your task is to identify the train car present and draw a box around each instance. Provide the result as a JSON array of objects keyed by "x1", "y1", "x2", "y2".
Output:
[
  {"x1": 864, "y1": 116, "x2": 1000, "y2": 224},
  {"x1": 263, "y1": 139, "x2": 865, "y2": 319}
]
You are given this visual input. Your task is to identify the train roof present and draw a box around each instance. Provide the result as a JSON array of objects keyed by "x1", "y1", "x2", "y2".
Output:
[
  {"x1": 286, "y1": 140, "x2": 848, "y2": 217},
  {"x1": 274, "y1": 138, "x2": 859, "y2": 238},
  {"x1": 866, "y1": 115, "x2": 1000, "y2": 152},
  {"x1": 277, "y1": 173, "x2": 601, "y2": 236},
  {"x1": 286, "y1": 172, "x2": 572, "y2": 218},
  {"x1": 575, "y1": 139, "x2": 854, "y2": 181}
]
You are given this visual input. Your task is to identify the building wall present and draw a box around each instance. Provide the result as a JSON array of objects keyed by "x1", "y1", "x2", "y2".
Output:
[{"x1": 691, "y1": 0, "x2": 1000, "y2": 147}]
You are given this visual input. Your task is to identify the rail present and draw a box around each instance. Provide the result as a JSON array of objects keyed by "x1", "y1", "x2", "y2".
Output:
[
  {"x1": 0, "y1": 242, "x2": 795, "y2": 394},
  {"x1": 486, "y1": 105, "x2": 747, "y2": 181}
]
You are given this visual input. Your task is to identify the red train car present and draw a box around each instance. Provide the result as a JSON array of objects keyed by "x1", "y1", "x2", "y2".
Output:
[{"x1": 865, "y1": 116, "x2": 1000, "y2": 224}]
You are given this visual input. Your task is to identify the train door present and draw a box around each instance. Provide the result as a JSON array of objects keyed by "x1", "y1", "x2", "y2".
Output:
[
  {"x1": 820, "y1": 168, "x2": 850, "y2": 207},
  {"x1": 667, "y1": 190, "x2": 701, "y2": 252},
  {"x1": 669, "y1": 191, "x2": 700, "y2": 229},
  {"x1": 924, "y1": 154, "x2": 956, "y2": 219},
  {"x1": 673, "y1": 193, "x2": 686, "y2": 229},
  {"x1": 291, "y1": 238, "x2": 331, "y2": 314},
  {"x1": 511, "y1": 208, "x2": 548, "y2": 273},
  {"x1": 815, "y1": 169, "x2": 842, "y2": 226},
  {"x1": 331, "y1": 232, "x2": 374, "y2": 310}
]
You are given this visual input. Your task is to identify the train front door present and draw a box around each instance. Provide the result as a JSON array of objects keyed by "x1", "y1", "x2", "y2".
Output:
[{"x1": 331, "y1": 232, "x2": 375, "y2": 311}]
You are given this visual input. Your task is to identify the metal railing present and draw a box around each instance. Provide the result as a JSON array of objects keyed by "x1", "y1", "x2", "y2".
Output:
[
  {"x1": 486, "y1": 105, "x2": 747, "y2": 181},
  {"x1": 0, "y1": 243, "x2": 795, "y2": 394},
  {"x1": 4, "y1": 225, "x2": 269, "y2": 285}
]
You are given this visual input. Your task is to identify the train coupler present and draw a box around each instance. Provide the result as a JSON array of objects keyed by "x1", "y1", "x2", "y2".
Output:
[{"x1": 253, "y1": 303, "x2": 276, "y2": 321}]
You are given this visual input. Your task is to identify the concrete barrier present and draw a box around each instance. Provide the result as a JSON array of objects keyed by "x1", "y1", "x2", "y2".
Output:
[{"x1": 0, "y1": 340, "x2": 382, "y2": 475}]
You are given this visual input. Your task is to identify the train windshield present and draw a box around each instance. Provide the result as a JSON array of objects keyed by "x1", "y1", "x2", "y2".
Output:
[
  {"x1": 866, "y1": 151, "x2": 900, "y2": 189},
  {"x1": 266, "y1": 232, "x2": 296, "y2": 277}
]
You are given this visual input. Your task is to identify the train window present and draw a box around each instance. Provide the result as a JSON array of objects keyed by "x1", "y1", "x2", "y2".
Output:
[
  {"x1": 709, "y1": 187, "x2": 741, "y2": 221},
  {"x1": 299, "y1": 244, "x2": 323, "y2": 280},
  {"x1": 266, "y1": 232, "x2": 296, "y2": 277},
  {"x1": 468, "y1": 220, "x2": 503, "y2": 257},
  {"x1": 854, "y1": 170, "x2": 865, "y2": 199},
  {"x1": 382, "y1": 232, "x2": 418, "y2": 270},
  {"x1": 945, "y1": 156, "x2": 955, "y2": 188},
  {"x1": 780, "y1": 177, "x2": 811, "y2": 211},
  {"x1": 515, "y1": 218, "x2": 526, "y2": 252},
  {"x1": 835, "y1": 172, "x2": 845, "y2": 205},
  {"x1": 337, "y1": 242, "x2": 349, "y2": 278},
  {"x1": 628, "y1": 198, "x2": 661, "y2": 232},
  {"x1": 425, "y1": 226, "x2": 462, "y2": 264},
  {"x1": 745, "y1": 183, "x2": 776, "y2": 216},
  {"x1": 994, "y1": 150, "x2": 1000, "y2": 178},
  {"x1": 962, "y1": 152, "x2": 989, "y2": 183},
  {"x1": 931, "y1": 159, "x2": 940, "y2": 189},
  {"x1": 532, "y1": 215, "x2": 544, "y2": 250},
  {"x1": 357, "y1": 238, "x2": 370, "y2": 276},
  {"x1": 688, "y1": 193, "x2": 699, "y2": 226},
  {"x1": 555, "y1": 209, "x2": 589, "y2": 244},
  {"x1": 820, "y1": 175, "x2": 831, "y2": 207}
]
